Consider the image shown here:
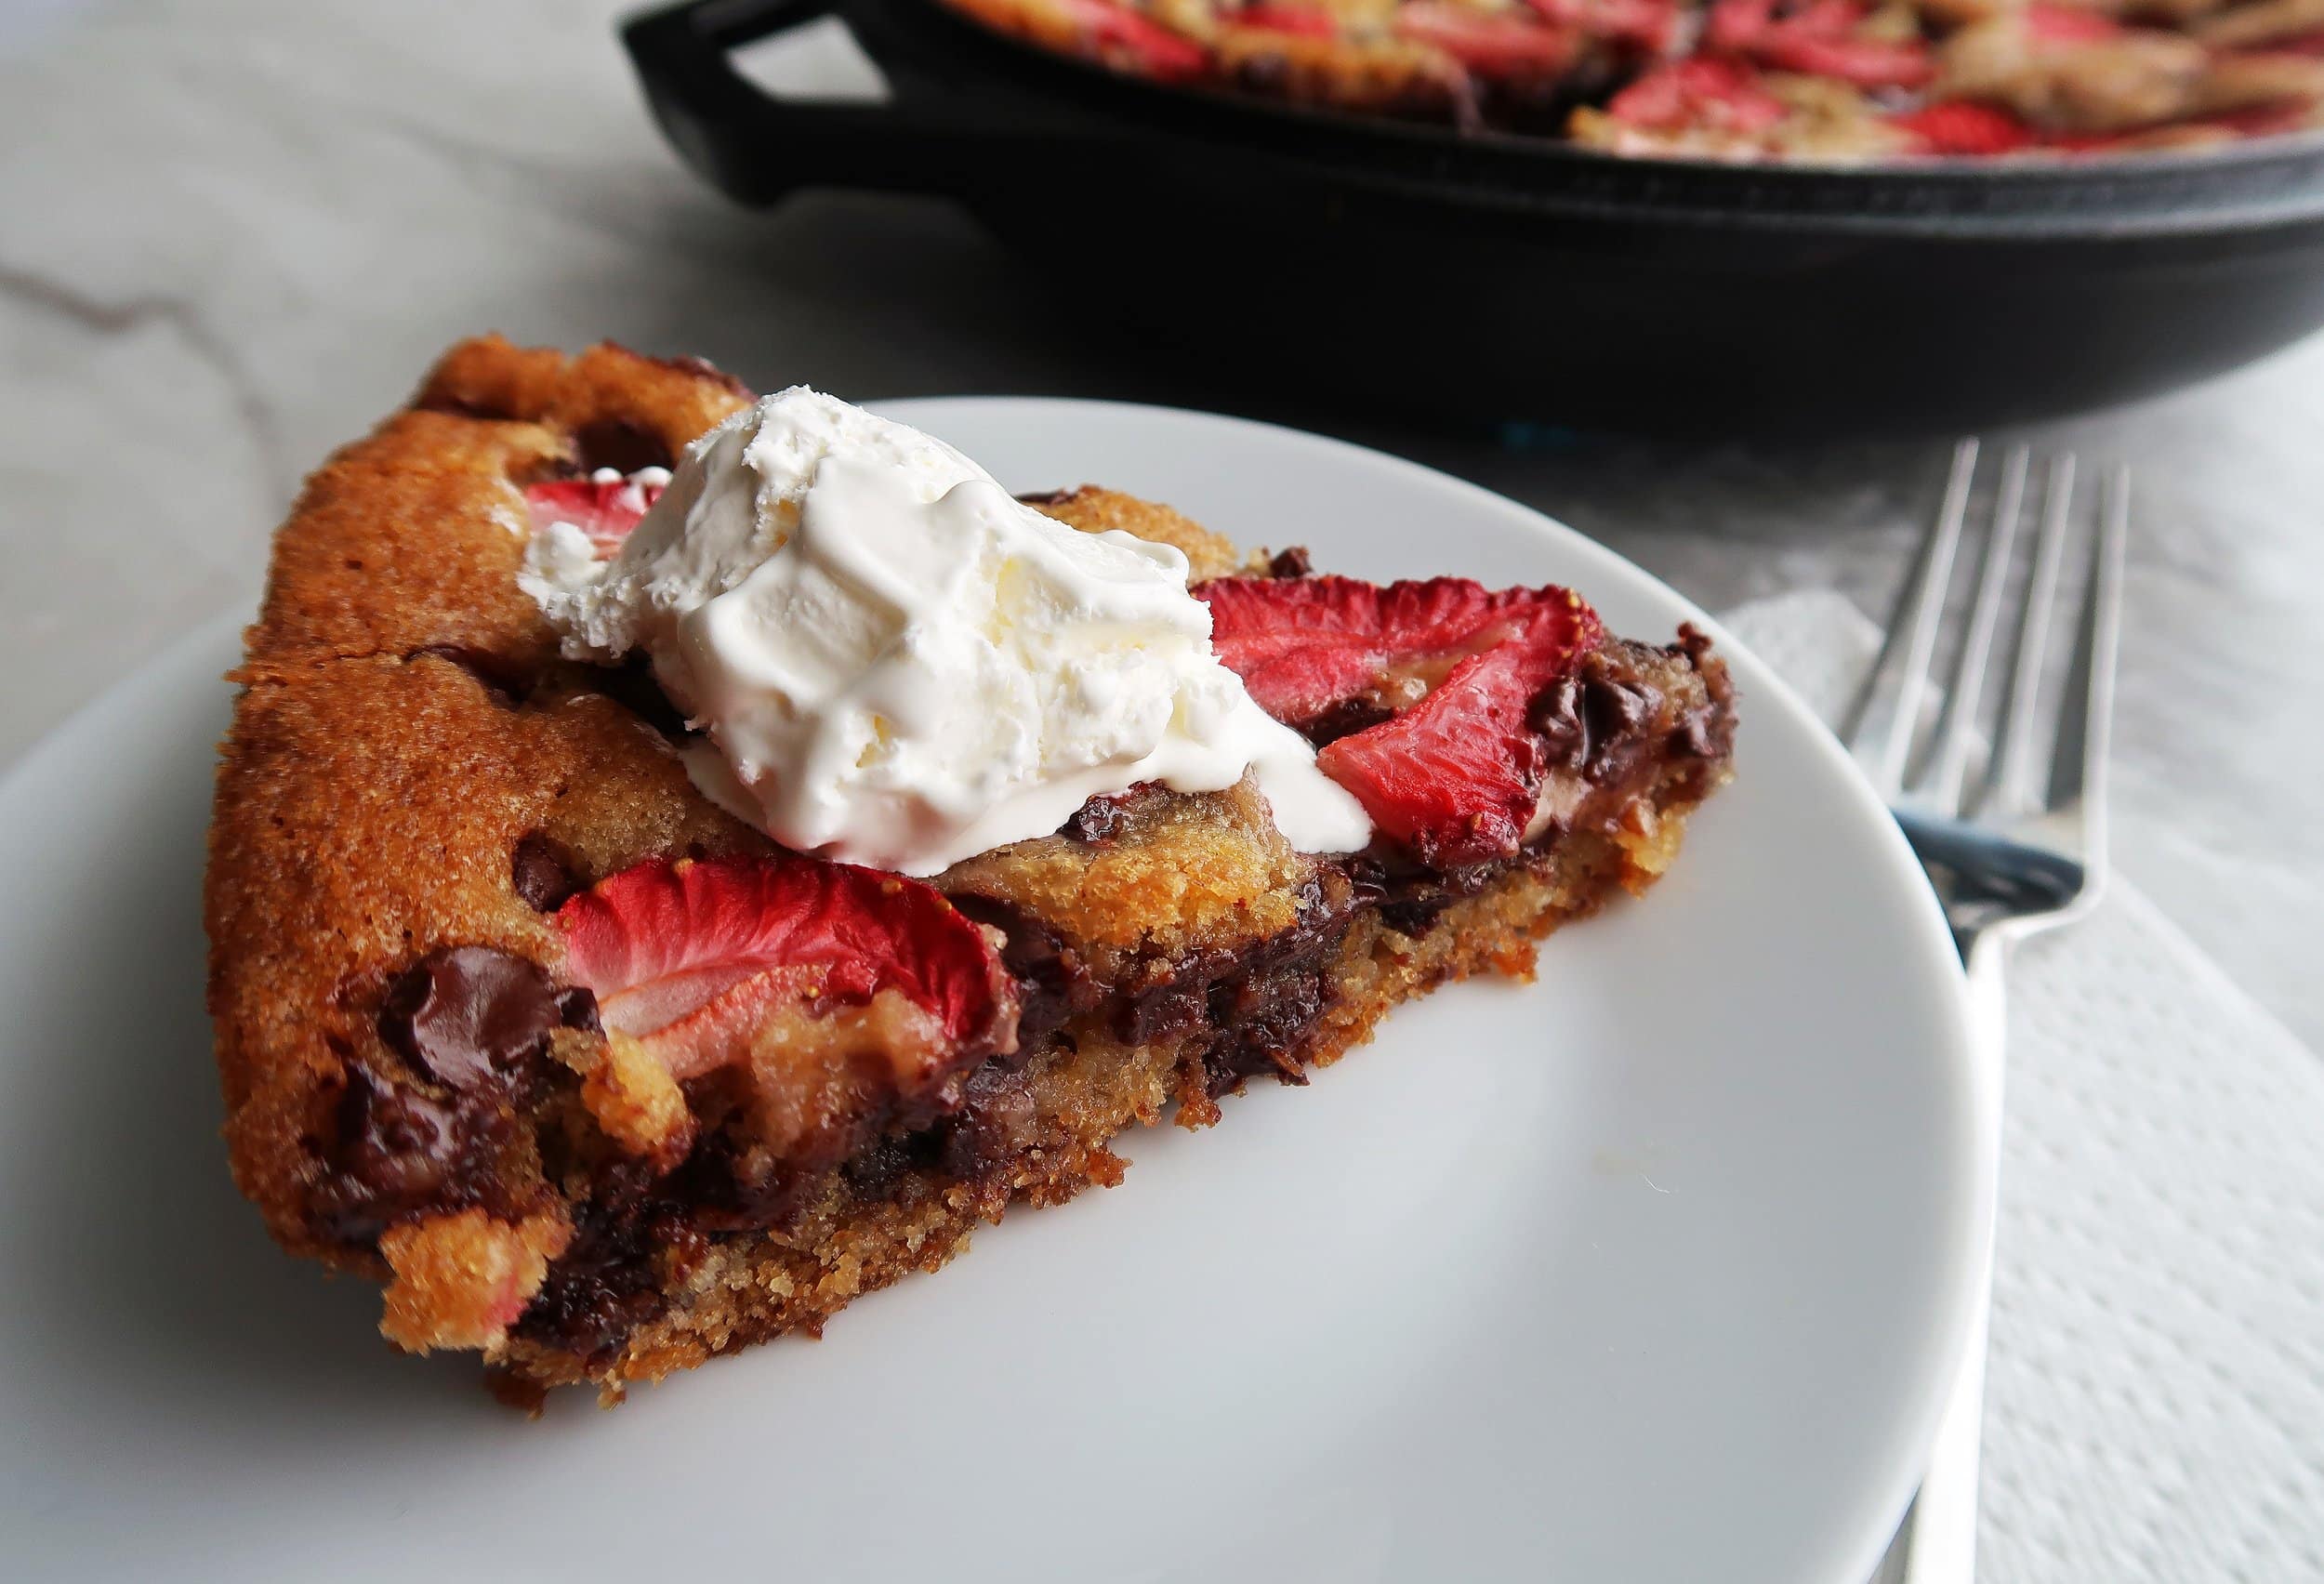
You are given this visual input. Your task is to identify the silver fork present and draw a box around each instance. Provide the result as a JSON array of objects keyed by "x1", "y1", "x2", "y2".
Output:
[{"x1": 1846, "y1": 438, "x2": 2128, "y2": 1584}]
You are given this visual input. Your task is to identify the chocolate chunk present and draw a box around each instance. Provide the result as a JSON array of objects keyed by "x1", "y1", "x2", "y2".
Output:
[
  {"x1": 511, "y1": 833, "x2": 578, "y2": 912},
  {"x1": 377, "y1": 946, "x2": 564, "y2": 1090},
  {"x1": 310, "y1": 1060, "x2": 517, "y2": 1244},
  {"x1": 948, "y1": 893, "x2": 1098, "y2": 1051},
  {"x1": 1062, "y1": 791, "x2": 1137, "y2": 844},
  {"x1": 572, "y1": 417, "x2": 672, "y2": 476},
  {"x1": 1302, "y1": 695, "x2": 1396, "y2": 748},
  {"x1": 515, "y1": 1162, "x2": 705, "y2": 1365},
  {"x1": 1530, "y1": 675, "x2": 1585, "y2": 767},
  {"x1": 940, "y1": 1063, "x2": 1039, "y2": 1180},
  {"x1": 557, "y1": 985, "x2": 602, "y2": 1033},
  {"x1": 1531, "y1": 670, "x2": 1663, "y2": 785},
  {"x1": 1267, "y1": 546, "x2": 1314, "y2": 579},
  {"x1": 1670, "y1": 710, "x2": 1721, "y2": 759}
]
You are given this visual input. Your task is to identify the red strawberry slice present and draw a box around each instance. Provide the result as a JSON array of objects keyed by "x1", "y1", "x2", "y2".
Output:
[
  {"x1": 1318, "y1": 633, "x2": 1556, "y2": 867},
  {"x1": 557, "y1": 854, "x2": 1016, "y2": 1084},
  {"x1": 1394, "y1": 3, "x2": 1580, "y2": 78},
  {"x1": 2023, "y1": 4, "x2": 2120, "y2": 45},
  {"x1": 1605, "y1": 57, "x2": 1789, "y2": 130},
  {"x1": 1892, "y1": 99, "x2": 2040, "y2": 154},
  {"x1": 523, "y1": 473, "x2": 665, "y2": 558},
  {"x1": 1705, "y1": 0, "x2": 1933, "y2": 87},
  {"x1": 1200, "y1": 574, "x2": 1603, "y2": 866},
  {"x1": 1062, "y1": 0, "x2": 1210, "y2": 77},
  {"x1": 1526, "y1": 0, "x2": 1682, "y2": 52},
  {"x1": 1233, "y1": 3, "x2": 1339, "y2": 36},
  {"x1": 1198, "y1": 574, "x2": 1560, "y2": 726}
]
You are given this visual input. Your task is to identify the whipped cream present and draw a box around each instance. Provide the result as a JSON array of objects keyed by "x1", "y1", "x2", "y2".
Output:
[{"x1": 519, "y1": 388, "x2": 1371, "y2": 876}]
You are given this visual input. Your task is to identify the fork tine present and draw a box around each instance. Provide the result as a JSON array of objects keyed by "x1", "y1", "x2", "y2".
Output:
[
  {"x1": 1980, "y1": 454, "x2": 2075, "y2": 819},
  {"x1": 1843, "y1": 437, "x2": 1978, "y2": 797},
  {"x1": 1922, "y1": 445, "x2": 2028, "y2": 815},
  {"x1": 2047, "y1": 469, "x2": 2127, "y2": 847}
]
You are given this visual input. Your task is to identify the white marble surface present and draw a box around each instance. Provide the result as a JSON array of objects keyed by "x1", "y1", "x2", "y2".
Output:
[{"x1": 3, "y1": 0, "x2": 2319, "y2": 1052}]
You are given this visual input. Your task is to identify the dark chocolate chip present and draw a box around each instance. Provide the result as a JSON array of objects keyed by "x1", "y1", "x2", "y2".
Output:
[
  {"x1": 1062, "y1": 793, "x2": 1131, "y2": 844},
  {"x1": 940, "y1": 1063, "x2": 1038, "y2": 1180},
  {"x1": 572, "y1": 418, "x2": 672, "y2": 476},
  {"x1": 1302, "y1": 694, "x2": 1396, "y2": 748},
  {"x1": 377, "y1": 945, "x2": 564, "y2": 1090},
  {"x1": 557, "y1": 985, "x2": 602, "y2": 1033},
  {"x1": 310, "y1": 1060, "x2": 517, "y2": 1244},
  {"x1": 1267, "y1": 546, "x2": 1314, "y2": 579},
  {"x1": 514, "y1": 1166, "x2": 706, "y2": 1365},
  {"x1": 1670, "y1": 711, "x2": 1720, "y2": 759},
  {"x1": 948, "y1": 893, "x2": 1098, "y2": 1052},
  {"x1": 510, "y1": 833, "x2": 578, "y2": 912}
]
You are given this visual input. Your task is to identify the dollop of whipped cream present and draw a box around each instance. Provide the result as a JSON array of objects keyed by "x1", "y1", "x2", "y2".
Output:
[{"x1": 520, "y1": 388, "x2": 1371, "y2": 877}]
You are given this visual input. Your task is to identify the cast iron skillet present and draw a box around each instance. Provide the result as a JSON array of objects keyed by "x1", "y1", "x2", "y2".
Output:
[{"x1": 625, "y1": 0, "x2": 2324, "y2": 436}]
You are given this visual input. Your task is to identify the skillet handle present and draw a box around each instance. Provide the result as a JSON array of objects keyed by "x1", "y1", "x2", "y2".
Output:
[{"x1": 622, "y1": 0, "x2": 1016, "y2": 205}]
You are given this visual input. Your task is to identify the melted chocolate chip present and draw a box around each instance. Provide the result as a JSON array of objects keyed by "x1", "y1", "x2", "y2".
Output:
[
  {"x1": 1267, "y1": 546, "x2": 1314, "y2": 579},
  {"x1": 947, "y1": 894, "x2": 1097, "y2": 1052},
  {"x1": 1062, "y1": 792, "x2": 1132, "y2": 844},
  {"x1": 511, "y1": 834, "x2": 578, "y2": 912},
  {"x1": 572, "y1": 417, "x2": 672, "y2": 476},
  {"x1": 1670, "y1": 711, "x2": 1722, "y2": 759},
  {"x1": 377, "y1": 946, "x2": 565, "y2": 1090},
  {"x1": 1113, "y1": 875, "x2": 1363, "y2": 1094},
  {"x1": 558, "y1": 985, "x2": 602, "y2": 1033},
  {"x1": 515, "y1": 1162, "x2": 706, "y2": 1365},
  {"x1": 1301, "y1": 695, "x2": 1396, "y2": 748},
  {"x1": 1531, "y1": 671, "x2": 1664, "y2": 785},
  {"x1": 939, "y1": 1063, "x2": 1038, "y2": 1180},
  {"x1": 310, "y1": 1061, "x2": 516, "y2": 1244}
]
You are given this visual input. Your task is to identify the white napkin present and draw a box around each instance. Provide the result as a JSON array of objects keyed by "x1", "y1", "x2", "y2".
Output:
[{"x1": 1722, "y1": 591, "x2": 2324, "y2": 1583}]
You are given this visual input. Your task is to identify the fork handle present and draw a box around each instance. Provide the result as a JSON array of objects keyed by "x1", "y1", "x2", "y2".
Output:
[{"x1": 1901, "y1": 933, "x2": 2010, "y2": 1584}]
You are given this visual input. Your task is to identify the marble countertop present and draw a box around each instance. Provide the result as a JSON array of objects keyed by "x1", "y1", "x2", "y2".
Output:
[{"x1": 5, "y1": 0, "x2": 2317, "y2": 1049}]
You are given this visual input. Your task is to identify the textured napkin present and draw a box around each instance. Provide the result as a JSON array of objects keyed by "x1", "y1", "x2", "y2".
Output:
[{"x1": 1722, "y1": 591, "x2": 2324, "y2": 1583}]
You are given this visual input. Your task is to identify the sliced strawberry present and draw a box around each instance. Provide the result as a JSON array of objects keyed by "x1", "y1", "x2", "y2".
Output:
[
  {"x1": 523, "y1": 472, "x2": 665, "y2": 557},
  {"x1": 1200, "y1": 574, "x2": 1603, "y2": 866},
  {"x1": 1604, "y1": 57, "x2": 1789, "y2": 132},
  {"x1": 1394, "y1": 3, "x2": 1580, "y2": 79},
  {"x1": 1233, "y1": 3, "x2": 1339, "y2": 36},
  {"x1": 1062, "y1": 0, "x2": 1210, "y2": 77},
  {"x1": 1526, "y1": 0, "x2": 1682, "y2": 52},
  {"x1": 1317, "y1": 613, "x2": 1592, "y2": 867},
  {"x1": 1199, "y1": 574, "x2": 1555, "y2": 725},
  {"x1": 557, "y1": 854, "x2": 1015, "y2": 1084},
  {"x1": 1892, "y1": 99, "x2": 2040, "y2": 154},
  {"x1": 2023, "y1": 4, "x2": 2120, "y2": 45},
  {"x1": 1706, "y1": 0, "x2": 1933, "y2": 87}
]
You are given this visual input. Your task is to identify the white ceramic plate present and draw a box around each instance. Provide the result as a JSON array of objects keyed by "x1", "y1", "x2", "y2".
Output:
[{"x1": 0, "y1": 400, "x2": 1979, "y2": 1584}]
